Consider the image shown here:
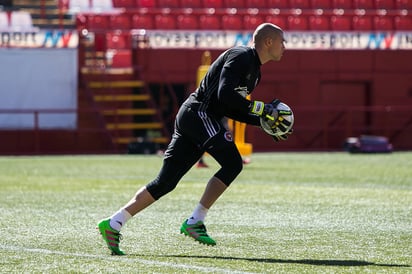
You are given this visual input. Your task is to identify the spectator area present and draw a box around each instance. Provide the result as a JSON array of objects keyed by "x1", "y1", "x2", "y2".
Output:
[{"x1": 65, "y1": 0, "x2": 412, "y2": 31}]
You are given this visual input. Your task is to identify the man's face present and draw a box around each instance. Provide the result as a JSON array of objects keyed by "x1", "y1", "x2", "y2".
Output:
[{"x1": 268, "y1": 34, "x2": 286, "y2": 61}]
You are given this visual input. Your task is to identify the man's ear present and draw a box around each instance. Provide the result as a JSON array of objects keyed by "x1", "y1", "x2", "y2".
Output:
[{"x1": 264, "y1": 36, "x2": 273, "y2": 47}]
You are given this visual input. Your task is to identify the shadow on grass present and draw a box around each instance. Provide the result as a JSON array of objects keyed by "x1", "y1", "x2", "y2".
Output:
[{"x1": 154, "y1": 254, "x2": 411, "y2": 268}]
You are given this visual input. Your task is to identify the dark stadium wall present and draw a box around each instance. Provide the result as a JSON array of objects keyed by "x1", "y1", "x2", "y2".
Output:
[{"x1": 135, "y1": 49, "x2": 412, "y2": 151}]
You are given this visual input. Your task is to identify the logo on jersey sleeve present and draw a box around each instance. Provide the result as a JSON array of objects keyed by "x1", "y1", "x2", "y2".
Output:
[{"x1": 224, "y1": 131, "x2": 233, "y2": 142}]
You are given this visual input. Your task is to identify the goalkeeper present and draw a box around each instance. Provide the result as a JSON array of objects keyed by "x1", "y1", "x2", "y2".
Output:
[{"x1": 97, "y1": 23, "x2": 291, "y2": 255}]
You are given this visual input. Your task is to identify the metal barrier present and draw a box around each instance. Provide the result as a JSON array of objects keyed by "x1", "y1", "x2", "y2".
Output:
[{"x1": 0, "y1": 105, "x2": 411, "y2": 154}]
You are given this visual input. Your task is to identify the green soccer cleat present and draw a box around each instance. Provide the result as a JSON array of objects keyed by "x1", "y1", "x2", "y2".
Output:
[
  {"x1": 97, "y1": 219, "x2": 125, "y2": 255},
  {"x1": 180, "y1": 219, "x2": 216, "y2": 246}
]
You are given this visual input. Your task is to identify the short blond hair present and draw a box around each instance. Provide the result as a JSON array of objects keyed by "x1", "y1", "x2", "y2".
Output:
[{"x1": 253, "y1": 23, "x2": 283, "y2": 45}]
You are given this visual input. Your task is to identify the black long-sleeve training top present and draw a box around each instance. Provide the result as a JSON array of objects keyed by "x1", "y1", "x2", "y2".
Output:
[{"x1": 188, "y1": 46, "x2": 263, "y2": 126}]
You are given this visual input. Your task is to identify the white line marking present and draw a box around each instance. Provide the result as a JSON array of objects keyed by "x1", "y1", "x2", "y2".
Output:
[{"x1": 0, "y1": 245, "x2": 256, "y2": 274}]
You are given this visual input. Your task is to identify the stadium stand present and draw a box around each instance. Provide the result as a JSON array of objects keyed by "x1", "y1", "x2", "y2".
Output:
[
  {"x1": 7, "y1": 0, "x2": 412, "y2": 32},
  {"x1": 158, "y1": 0, "x2": 181, "y2": 8},
  {"x1": 373, "y1": 15, "x2": 394, "y2": 30},
  {"x1": 180, "y1": 0, "x2": 203, "y2": 8},
  {"x1": 86, "y1": 14, "x2": 110, "y2": 31},
  {"x1": 267, "y1": 0, "x2": 289, "y2": 9},
  {"x1": 68, "y1": 0, "x2": 90, "y2": 12},
  {"x1": 203, "y1": 0, "x2": 224, "y2": 8},
  {"x1": 309, "y1": 15, "x2": 330, "y2": 31},
  {"x1": 353, "y1": 15, "x2": 373, "y2": 31},
  {"x1": 287, "y1": 15, "x2": 309, "y2": 30},
  {"x1": 154, "y1": 14, "x2": 177, "y2": 29},
  {"x1": 110, "y1": 13, "x2": 131, "y2": 29},
  {"x1": 396, "y1": 0, "x2": 412, "y2": 9},
  {"x1": 375, "y1": 0, "x2": 395, "y2": 9},
  {"x1": 221, "y1": 14, "x2": 243, "y2": 30},
  {"x1": 10, "y1": 10, "x2": 34, "y2": 30},
  {"x1": 265, "y1": 15, "x2": 287, "y2": 29},
  {"x1": 0, "y1": 11, "x2": 9, "y2": 30},
  {"x1": 246, "y1": 0, "x2": 267, "y2": 9},
  {"x1": 177, "y1": 14, "x2": 200, "y2": 29},
  {"x1": 224, "y1": 0, "x2": 246, "y2": 9},
  {"x1": 243, "y1": 14, "x2": 265, "y2": 30},
  {"x1": 92, "y1": 0, "x2": 114, "y2": 11},
  {"x1": 199, "y1": 14, "x2": 221, "y2": 29},
  {"x1": 289, "y1": 0, "x2": 311, "y2": 9},
  {"x1": 3, "y1": 0, "x2": 412, "y2": 154},
  {"x1": 112, "y1": 0, "x2": 136, "y2": 8},
  {"x1": 310, "y1": 0, "x2": 332, "y2": 9},
  {"x1": 332, "y1": 0, "x2": 352, "y2": 9},
  {"x1": 353, "y1": 0, "x2": 375, "y2": 9},
  {"x1": 132, "y1": 13, "x2": 154, "y2": 29},
  {"x1": 394, "y1": 15, "x2": 412, "y2": 30},
  {"x1": 330, "y1": 15, "x2": 352, "y2": 30},
  {"x1": 136, "y1": 0, "x2": 156, "y2": 8}
]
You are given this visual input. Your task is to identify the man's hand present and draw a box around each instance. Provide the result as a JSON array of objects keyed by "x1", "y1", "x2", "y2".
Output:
[
  {"x1": 249, "y1": 101, "x2": 278, "y2": 121},
  {"x1": 272, "y1": 129, "x2": 293, "y2": 142}
]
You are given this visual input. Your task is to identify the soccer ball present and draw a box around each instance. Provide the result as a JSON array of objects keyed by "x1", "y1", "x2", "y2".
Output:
[{"x1": 260, "y1": 102, "x2": 294, "y2": 137}]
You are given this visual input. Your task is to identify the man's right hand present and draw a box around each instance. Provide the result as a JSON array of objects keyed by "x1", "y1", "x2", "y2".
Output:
[{"x1": 249, "y1": 101, "x2": 277, "y2": 121}]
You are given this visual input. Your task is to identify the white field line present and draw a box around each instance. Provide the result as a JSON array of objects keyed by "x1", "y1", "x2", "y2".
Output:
[{"x1": 0, "y1": 245, "x2": 256, "y2": 274}]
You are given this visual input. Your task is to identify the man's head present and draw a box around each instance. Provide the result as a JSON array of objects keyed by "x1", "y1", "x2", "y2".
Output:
[{"x1": 253, "y1": 23, "x2": 286, "y2": 64}]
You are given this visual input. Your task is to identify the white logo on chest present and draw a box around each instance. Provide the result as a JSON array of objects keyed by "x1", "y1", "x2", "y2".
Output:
[{"x1": 234, "y1": 86, "x2": 248, "y2": 98}]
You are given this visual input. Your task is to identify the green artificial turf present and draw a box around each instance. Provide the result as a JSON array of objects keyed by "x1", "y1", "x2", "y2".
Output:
[{"x1": 0, "y1": 152, "x2": 410, "y2": 273}]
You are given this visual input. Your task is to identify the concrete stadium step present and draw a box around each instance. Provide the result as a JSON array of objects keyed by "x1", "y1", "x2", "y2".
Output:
[
  {"x1": 112, "y1": 136, "x2": 169, "y2": 144},
  {"x1": 88, "y1": 80, "x2": 145, "y2": 89},
  {"x1": 93, "y1": 94, "x2": 150, "y2": 102},
  {"x1": 102, "y1": 108, "x2": 157, "y2": 115},
  {"x1": 106, "y1": 122, "x2": 163, "y2": 130}
]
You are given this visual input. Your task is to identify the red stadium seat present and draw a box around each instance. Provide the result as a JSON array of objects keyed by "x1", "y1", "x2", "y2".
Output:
[
  {"x1": 332, "y1": 0, "x2": 352, "y2": 9},
  {"x1": 374, "y1": 0, "x2": 394, "y2": 9},
  {"x1": 243, "y1": 15, "x2": 264, "y2": 30},
  {"x1": 330, "y1": 15, "x2": 352, "y2": 30},
  {"x1": 106, "y1": 33, "x2": 128, "y2": 49},
  {"x1": 157, "y1": 0, "x2": 180, "y2": 8},
  {"x1": 136, "y1": 0, "x2": 156, "y2": 7},
  {"x1": 180, "y1": 0, "x2": 203, "y2": 8},
  {"x1": 394, "y1": 16, "x2": 412, "y2": 30},
  {"x1": 203, "y1": 0, "x2": 223, "y2": 8},
  {"x1": 113, "y1": 0, "x2": 136, "y2": 8},
  {"x1": 222, "y1": 15, "x2": 243, "y2": 30},
  {"x1": 132, "y1": 14, "x2": 154, "y2": 29},
  {"x1": 267, "y1": 0, "x2": 289, "y2": 8},
  {"x1": 87, "y1": 15, "x2": 110, "y2": 30},
  {"x1": 265, "y1": 15, "x2": 287, "y2": 29},
  {"x1": 353, "y1": 0, "x2": 374, "y2": 9},
  {"x1": 309, "y1": 15, "x2": 330, "y2": 30},
  {"x1": 177, "y1": 14, "x2": 199, "y2": 29},
  {"x1": 58, "y1": 0, "x2": 69, "y2": 10},
  {"x1": 310, "y1": 0, "x2": 331, "y2": 9},
  {"x1": 112, "y1": 0, "x2": 136, "y2": 8},
  {"x1": 154, "y1": 14, "x2": 177, "y2": 29},
  {"x1": 246, "y1": 0, "x2": 267, "y2": 8},
  {"x1": 287, "y1": 15, "x2": 309, "y2": 30},
  {"x1": 110, "y1": 50, "x2": 132, "y2": 67},
  {"x1": 199, "y1": 15, "x2": 221, "y2": 29},
  {"x1": 110, "y1": 14, "x2": 131, "y2": 29},
  {"x1": 289, "y1": 0, "x2": 311, "y2": 9},
  {"x1": 396, "y1": 0, "x2": 412, "y2": 9},
  {"x1": 373, "y1": 16, "x2": 394, "y2": 30},
  {"x1": 353, "y1": 16, "x2": 373, "y2": 30},
  {"x1": 224, "y1": 0, "x2": 245, "y2": 8}
]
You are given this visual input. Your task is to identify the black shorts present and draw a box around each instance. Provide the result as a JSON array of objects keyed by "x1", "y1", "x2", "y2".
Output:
[{"x1": 146, "y1": 101, "x2": 243, "y2": 199}]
